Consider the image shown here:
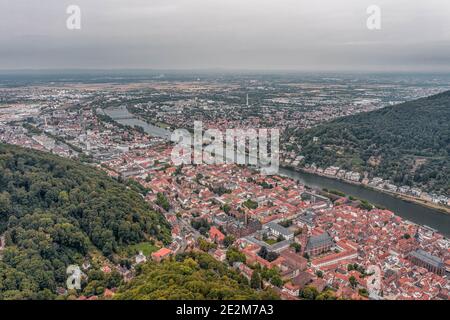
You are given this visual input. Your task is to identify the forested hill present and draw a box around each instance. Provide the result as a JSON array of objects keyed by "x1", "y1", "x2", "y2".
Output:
[
  {"x1": 0, "y1": 143, "x2": 171, "y2": 299},
  {"x1": 115, "y1": 252, "x2": 279, "y2": 300},
  {"x1": 294, "y1": 90, "x2": 450, "y2": 195}
]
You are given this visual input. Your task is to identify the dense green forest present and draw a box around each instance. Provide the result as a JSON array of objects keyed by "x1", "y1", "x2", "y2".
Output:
[
  {"x1": 0, "y1": 143, "x2": 171, "y2": 299},
  {"x1": 115, "y1": 252, "x2": 279, "y2": 300},
  {"x1": 293, "y1": 90, "x2": 450, "y2": 195}
]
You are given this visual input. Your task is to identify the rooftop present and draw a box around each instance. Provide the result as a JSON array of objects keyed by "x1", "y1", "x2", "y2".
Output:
[
  {"x1": 265, "y1": 221, "x2": 294, "y2": 237},
  {"x1": 307, "y1": 232, "x2": 334, "y2": 250},
  {"x1": 409, "y1": 250, "x2": 444, "y2": 268}
]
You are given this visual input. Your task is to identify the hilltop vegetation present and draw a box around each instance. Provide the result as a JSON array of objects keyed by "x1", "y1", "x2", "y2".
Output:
[
  {"x1": 293, "y1": 91, "x2": 450, "y2": 195},
  {"x1": 115, "y1": 252, "x2": 279, "y2": 300},
  {"x1": 0, "y1": 143, "x2": 171, "y2": 299}
]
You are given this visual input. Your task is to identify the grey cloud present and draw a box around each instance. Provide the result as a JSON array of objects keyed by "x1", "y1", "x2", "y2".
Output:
[{"x1": 0, "y1": 0, "x2": 450, "y2": 71}]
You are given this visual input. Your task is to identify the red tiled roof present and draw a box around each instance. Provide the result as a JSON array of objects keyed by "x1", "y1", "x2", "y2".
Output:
[
  {"x1": 152, "y1": 248, "x2": 172, "y2": 258},
  {"x1": 209, "y1": 226, "x2": 225, "y2": 242}
]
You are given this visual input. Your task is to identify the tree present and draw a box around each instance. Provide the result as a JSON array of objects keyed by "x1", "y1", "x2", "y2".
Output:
[
  {"x1": 300, "y1": 286, "x2": 319, "y2": 300},
  {"x1": 257, "y1": 246, "x2": 268, "y2": 260},
  {"x1": 270, "y1": 275, "x2": 283, "y2": 287},
  {"x1": 290, "y1": 242, "x2": 302, "y2": 253},
  {"x1": 223, "y1": 235, "x2": 235, "y2": 248},
  {"x1": 58, "y1": 191, "x2": 69, "y2": 203},
  {"x1": 266, "y1": 251, "x2": 279, "y2": 262},
  {"x1": 316, "y1": 289, "x2": 336, "y2": 300},
  {"x1": 114, "y1": 252, "x2": 277, "y2": 300},
  {"x1": 156, "y1": 192, "x2": 170, "y2": 211},
  {"x1": 191, "y1": 219, "x2": 210, "y2": 236},
  {"x1": 243, "y1": 199, "x2": 258, "y2": 210},
  {"x1": 250, "y1": 272, "x2": 262, "y2": 290},
  {"x1": 198, "y1": 238, "x2": 216, "y2": 252},
  {"x1": 173, "y1": 165, "x2": 183, "y2": 176},
  {"x1": 349, "y1": 275, "x2": 358, "y2": 288},
  {"x1": 221, "y1": 204, "x2": 231, "y2": 214},
  {"x1": 226, "y1": 247, "x2": 246, "y2": 265},
  {"x1": 260, "y1": 267, "x2": 283, "y2": 287},
  {"x1": 359, "y1": 288, "x2": 369, "y2": 297}
]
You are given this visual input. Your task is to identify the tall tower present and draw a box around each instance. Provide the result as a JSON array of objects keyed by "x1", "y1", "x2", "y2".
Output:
[
  {"x1": 300, "y1": 225, "x2": 309, "y2": 255},
  {"x1": 246, "y1": 93, "x2": 249, "y2": 107}
]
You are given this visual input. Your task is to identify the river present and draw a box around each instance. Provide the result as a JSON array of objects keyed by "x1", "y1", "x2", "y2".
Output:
[
  {"x1": 102, "y1": 106, "x2": 450, "y2": 237},
  {"x1": 102, "y1": 106, "x2": 171, "y2": 139},
  {"x1": 279, "y1": 167, "x2": 450, "y2": 237}
]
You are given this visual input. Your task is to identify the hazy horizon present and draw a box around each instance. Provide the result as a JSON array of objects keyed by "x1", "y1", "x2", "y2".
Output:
[{"x1": 1, "y1": 0, "x2": 450, "y2": 72}]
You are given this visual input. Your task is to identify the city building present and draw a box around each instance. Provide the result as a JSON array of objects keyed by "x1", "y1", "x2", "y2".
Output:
[
  {"x1": 306, "y1": 232, "x2": 334, "y2": 256},
  {"x1": 408, "y1": 250, "x2": 445, "y2": 275}
]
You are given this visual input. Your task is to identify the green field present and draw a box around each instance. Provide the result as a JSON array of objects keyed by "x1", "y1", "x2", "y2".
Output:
[
  {"x1": 264, "y1": 239, "x2": 279, "y2": 245},
  {"x1": 129, "y1": 242, "x2": 160, "y2": 256}
]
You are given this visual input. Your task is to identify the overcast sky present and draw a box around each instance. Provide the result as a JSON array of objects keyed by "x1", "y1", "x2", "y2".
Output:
[{"x1": 1, "y1": 0, "x2": 450, "y2": 72}]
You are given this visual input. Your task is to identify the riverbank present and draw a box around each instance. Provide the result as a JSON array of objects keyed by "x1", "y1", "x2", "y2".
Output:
[
  {"x1": 99, "y1": 108, "x2": 450, "y2": 236},
  {"x1": 102, "y1": 106, "x2": 171, "y2": 139},
  {"x1": 279, "y1": 166, "x2": 450, "y2": 237},
  {"x1": 386, "y1": 191, "x2": 450, "y2": 215},
  {"x1": 281, "y1": 165, "x2": 450, "y2": 215}
]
